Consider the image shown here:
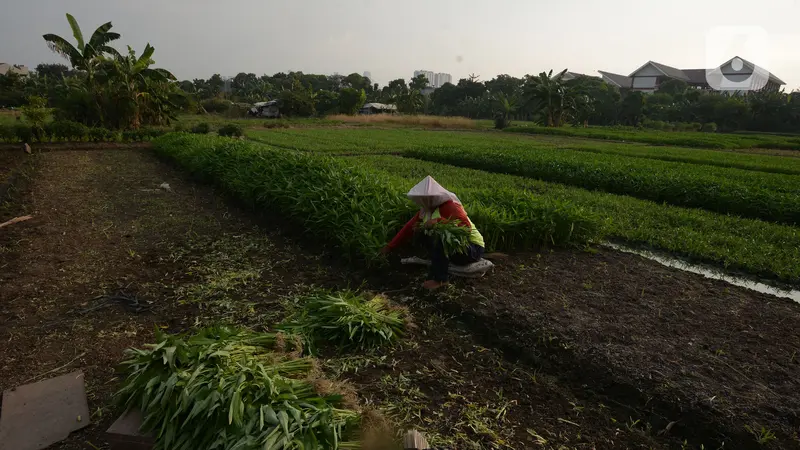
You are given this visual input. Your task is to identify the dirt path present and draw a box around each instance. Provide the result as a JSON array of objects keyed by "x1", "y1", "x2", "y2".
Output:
[{"x1": 0, "y1": 148, "x2": 668, "y2": 449}]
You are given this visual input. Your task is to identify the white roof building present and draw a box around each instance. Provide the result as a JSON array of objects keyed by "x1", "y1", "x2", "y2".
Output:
[{"x1": 0, "y1": 63, "x2": 30, "y2": 77}]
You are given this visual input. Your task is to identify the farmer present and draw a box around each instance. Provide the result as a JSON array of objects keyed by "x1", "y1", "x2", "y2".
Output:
[{"x1": 381, "y1": 176, "x2": 484, "y2": 290}]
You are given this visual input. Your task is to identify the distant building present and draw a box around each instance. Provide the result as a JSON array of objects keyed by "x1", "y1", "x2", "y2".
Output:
[
  {"x1": 414, "y1": 70, "x2": 452, "y2": 88},
  {"x1": 363, "y1": 71, "x2": 372, "y2": 81},
  {"x1": 434, "y1": 72, "x2": 452, "y2": 87},
  {"x1": 0, "y1": 63, "x2": 29, "y2": 77},
  {"x1": 560, "y1": 71, "x2": 598, "y2": 81},
  {"x1": 413, "y1": 70, "x2": 435, "y2": 87},
  {"x1": 221, "y1": 76, "x2": 234, "y2": 94},
  {"x1": 599, "y1": 56, "x2": 784, "y2": 94},
  {"x1": 360, "y1": 103, "x2": 397, "y2": 115},
  {"x1": 249, "y1": 101, "x2": 281, "y2": 118}
]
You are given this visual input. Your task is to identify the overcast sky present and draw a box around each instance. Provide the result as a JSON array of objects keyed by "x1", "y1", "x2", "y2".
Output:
[{"x1": 2, "y1": 0, "x2": 800, "y2": 89}]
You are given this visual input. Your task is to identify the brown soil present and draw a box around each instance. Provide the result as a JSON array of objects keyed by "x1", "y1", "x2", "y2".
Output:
[
  {"x1": 0, "y1": 148, "x2": 666, "y2": 449},
  {"x1": 0, "y1": 148, "x2": 27, "y2": 186},
  {"x1": 405, "y1": 253, "x2": 800, "y2": 449},
  {"x1": 1, "y1": 147, "x2": 798, "y2": 449}
]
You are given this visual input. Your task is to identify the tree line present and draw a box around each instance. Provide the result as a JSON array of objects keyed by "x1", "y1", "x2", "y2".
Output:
[
  {"x1": 2, "y1": 15, "x2": 799, "y2": 133},
  {"x1": 177, "y1": 69, "x2": 800, "y2": 133}
]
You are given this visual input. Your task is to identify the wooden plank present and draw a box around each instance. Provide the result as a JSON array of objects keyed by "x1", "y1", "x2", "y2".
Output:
[
  {"x1": 106, "y1": 408, "x2": 155, "y2": 450},
  {"x1": 0, "y1": 371, "x2": 90, "y2": 450}
]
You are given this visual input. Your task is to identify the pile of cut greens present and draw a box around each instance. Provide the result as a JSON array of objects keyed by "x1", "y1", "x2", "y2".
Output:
[
  {"x1": 282, "y1": 290, "x2": 408, "y2": 352},
  {"x1": 116, "y1": 326, "x2": 360, "y2": 450}
]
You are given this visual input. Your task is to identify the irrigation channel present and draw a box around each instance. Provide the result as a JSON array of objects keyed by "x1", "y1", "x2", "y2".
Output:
[{"x1": 604, "y1": 242, "x2": 800, "y2": 303}]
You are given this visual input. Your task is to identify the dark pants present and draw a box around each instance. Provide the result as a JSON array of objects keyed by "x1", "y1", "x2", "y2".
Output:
[{"x1": 428, "y1": 239, "x2": 484, "y2": 282}]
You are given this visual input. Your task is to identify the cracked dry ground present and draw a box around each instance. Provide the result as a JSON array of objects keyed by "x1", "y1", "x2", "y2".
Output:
[{"x1": 1, "y1": 147, "x2": 798, "y2": 449}]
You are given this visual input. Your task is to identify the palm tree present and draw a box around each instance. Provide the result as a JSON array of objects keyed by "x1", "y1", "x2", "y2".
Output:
[
  {"x1": 43, "y1": 13, "x2": 122, "y2": 84},
  {"x1": 523, "y1": 69, "x2": 571, "y2": 127},
  {"x1": 493, "y1": 92, "x2": 518, "y2": 128},
  {"x1": 398, "y1": 89, "x2": 424, "y2": 114},
  {"x1": 106, "y1": 44, "x2": 176, "y2": 128}
]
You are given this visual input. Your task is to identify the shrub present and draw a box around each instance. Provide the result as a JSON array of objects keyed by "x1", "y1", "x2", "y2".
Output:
[
  {"x1": 651, "y1": 120, "x2": 667, "y2": 131},
  {"x1": 217, "y1": 123, "x2": 243, "y2": 137},
  {"x1": 263, "y1": 121, "x2": 289, "y2": 129},
  {"x1": 200, "y1": 98, "x2": 231, "y2": 114},
  {"x1": 279, "y1": 90, "x2": 315, "y2": 117},
  {"x1": 89, "y1": 127, "x2": 114, "y2": 142},
  {"x1": 701, "y1": 122, "x2": 718, "y2": 133},
  {"x1": 141, "y1": 128, "x2": 167, "y2": 140},
  {"x1": 20, "y1": 96, "x2": 52, "y2": 128},
  {"x1": 494, "y1": 114, "x2": 510, "y2": 130},
  {"x1": 49, "y1": 120, "x2": 89, "y2": 141},
  {"x1": 191, "y1": 122, "x2": 210, "y2": 134},
  {"x1": 14, "y1": 124, "x2": 32, "y2": 143},
  {"x1": 173, "y1": 123, "x2": 186, "y2": 132},
  {"x1": 0, "y1": 124, "x2": 16, "y2": 142},
  {"x1": 674, "y1": 122, "x2": 690, "y2": 132},
  {"x1": 689, "y1": 122, "x2": 703, "y2": 131},
  {"x1": 122, "y1": 130, "x2": 140, "y2": 142},
  {"x1": 30, "y1": 125, "x2": 46, "y2": 143},
  {"x1": 224, "y1": 103, "x2": 250, "y2": 118}
]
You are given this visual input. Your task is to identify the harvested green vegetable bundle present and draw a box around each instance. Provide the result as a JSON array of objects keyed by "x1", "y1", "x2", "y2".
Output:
[
  {"x1": 116, "y1": 326, "x2": 360, "y2": 450},
  {"x1": 283, "y1": 291, "x2": 409, "y2": 352},
  {"x1": 419, "y1": 219, "x2": 471, "y2": 257}
]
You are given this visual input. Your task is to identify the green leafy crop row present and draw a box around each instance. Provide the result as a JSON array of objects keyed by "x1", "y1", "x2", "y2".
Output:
[
  {"x1": 344, "y1": 155, "x2": 800, "y2": 282},
  {"x1": 505, "y1": 125, "x2": 800, "y2": 150},
  {"x1": 403, "y1": 145, "x2": 800, "y2": 225},
  {"x1": 152, "y1": 134, "x2": 600, "y2": 264},
  {"x1": 246, "y1": 127, "x2": 800, "y2": 176},
  {"x1": 556, "y1": 141, "x2": 800, "y2": 176}
]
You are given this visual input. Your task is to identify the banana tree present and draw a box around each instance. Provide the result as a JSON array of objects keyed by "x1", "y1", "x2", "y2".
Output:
[
  {"x1": 398, "y1": 89, "x2": 424, "y2": 114},
  {"x1": 105, "y1": 44, "x2": 176, "y2": 128},
  {"x1": 43, "y1": 13, "x2": 121, "y2": 85},
  {"x1": 523, "y1": 69, "x2": 571, "y2": 127}
]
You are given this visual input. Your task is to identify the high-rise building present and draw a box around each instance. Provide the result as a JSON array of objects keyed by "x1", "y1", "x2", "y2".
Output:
[
  {"x1": 413, "y1": 70, "x2": 435, "y2": 87},
  {"x1": 414, "y1": 70, "x2": 452, "y2": 88},
  {"x1": 435, "y1": 72, "x2": 452, "y2": 87}
]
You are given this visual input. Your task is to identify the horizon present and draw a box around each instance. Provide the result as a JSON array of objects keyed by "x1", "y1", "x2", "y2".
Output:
[{"x1": 2, "y1": 0, "x2": 799, "y2": 90}]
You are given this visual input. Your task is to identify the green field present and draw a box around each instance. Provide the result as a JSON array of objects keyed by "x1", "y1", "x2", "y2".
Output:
[
  {"x1": 506, "y1": 125, "x2": 800, "y2": 150},
  {"x1": 248, "y1": 127, "x2": 800, "y2": 174},
  {"x1": 154, "y1": 129, "x2": 800, "y2": 283},
  {"x1": 249, "y1": 128, "x2": 800, "y2": 224}
]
